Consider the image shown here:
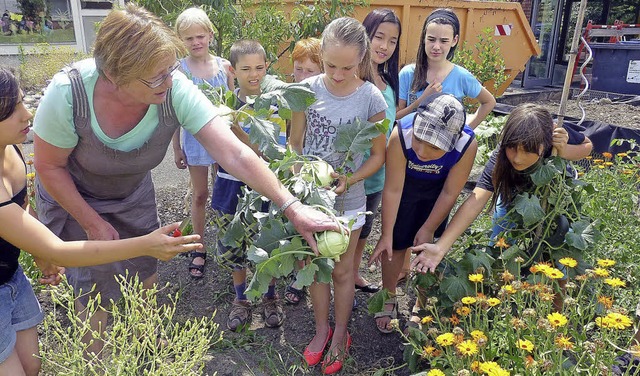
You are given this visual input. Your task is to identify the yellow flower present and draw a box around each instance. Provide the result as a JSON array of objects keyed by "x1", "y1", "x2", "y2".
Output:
[
  {"x1": 530, "y1": 262, "x2": 551, "y2": 274},
  {"x1": 471, "y1": 330, "x2": 487, "y2": 342},
  {"x1": 502, "y1": 285, "x2": 516, "y2": 294},
  {"x1": 517, "y1": 339, "x2": 535, "y2": 352},
  {"x1": 456, "y1": 306, "x2": 471, "y2": 316},
  {"x1": 436, "y1": 332, "x2": 456, "y2": 346},
  {"x1": 547, "y1": 312, "x2": 568, "y2": 328},
  {"x1": 597, "y1": 259, "x2": 616, "y2": 268},
  {"x1": 623, "y1": 169, "x2": 634, "y2": 175},
  {"x1": 602, "y1": 152, "x2": 613, "y2": 159},
  {"x1": 597, "y1": 295, "x2": 614, "y2": 309},
  {"x1": 631, "y1": 344, "x2": 640, "y2": 357},
  {"x1": 605, "y1": 312, "x2": 633, "y2": 330},
  {"x1": 558, "y1": 257, "x2": 577, "y2": 268},
  {"x1": 422, "y1": 345, "x2": 437, "y2": 357},
  {"x1": 28, "y1": 153, "x2": 34, "y2": 157},
  {"x1": 427, "y1": 370, "x2": 446, "y2": 376},
  {"x1": 597, "y1": 165, "x2": 605, "y2": 169},
  {"x1": 421, "y1": 316, "x2": 434, "y2": 325},
  {"x1": 595, "y1": 316, "x2": 609, "y2": 328},
  {"x1": 457, "y1": 340, "x2": 479, "y2": 356},
  {"x1": 555, "y1": 335, "x2": 575, "y2": 350},
  {"x1": 543, "y1": 267, "x2": 565, "y2": 279},
  {"x1": 604, "y1": 161, "x2": 614, "y2": 166},
  {"x1": 605, "y1": 277, "x2": 626, "y2": 288},
  {"x1": 617, "y1": 152, "x2": 628, "y2": 158},
  {"x1": 594, "y1": 268, "x2": 610, "y2": 277},
  {"x1": 585, "y1": 155, "x2": 593, "y2": 160},
  {"x1": 487, "y1": 297, "x2": 501, "y2": 307},
  {"x1": 468, "y1": 273, "x2": 484, "y2": 283},
  {"x1": 461, "y1": 296, "x2": 477, "y2": 305},
  {"x1": 593, "y1": 158, "x2": 604, "y2": 164},
  {"x1": 495, "y1": 237, "x2": 509, "y2": 249},
  {"x1": 26, "y1": 172, "x2": 35, "y2": 180}
]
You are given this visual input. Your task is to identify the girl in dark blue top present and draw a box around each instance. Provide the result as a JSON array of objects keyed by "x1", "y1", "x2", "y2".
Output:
[
  {"x1": 369, "y1": 93, "x2": 477, "y2": 333},
  {"x1": 0, "y1": 67, "x2": 202, "y2": 376}
]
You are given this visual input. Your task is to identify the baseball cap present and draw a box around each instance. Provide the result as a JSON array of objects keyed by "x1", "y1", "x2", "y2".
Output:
[{"x1": 412, "y1": 93, "x2": 466, "y2": 152}]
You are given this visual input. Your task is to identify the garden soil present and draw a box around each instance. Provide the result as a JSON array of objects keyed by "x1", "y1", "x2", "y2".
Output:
[{"x1": 30, "y1": 96, "x2": 640, "y2": 375}]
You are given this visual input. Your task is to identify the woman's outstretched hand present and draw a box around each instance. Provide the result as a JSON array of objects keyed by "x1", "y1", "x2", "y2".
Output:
[{"x1": 284, "y1": 201, "x2": 343, "y2": 256}]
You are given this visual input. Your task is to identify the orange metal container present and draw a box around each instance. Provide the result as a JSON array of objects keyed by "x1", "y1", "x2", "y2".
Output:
[{"x1": 275, "y1": 0, "x2": 540, "y2": 97}]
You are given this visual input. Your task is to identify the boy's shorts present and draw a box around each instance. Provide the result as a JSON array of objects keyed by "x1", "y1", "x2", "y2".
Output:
[{"x1": 0, "y1": 266, "x2": 44, "y2": 363}]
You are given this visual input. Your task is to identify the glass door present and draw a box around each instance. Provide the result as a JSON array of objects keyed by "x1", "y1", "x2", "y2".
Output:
[{"x1": 523, "y1": 0, "x2": 564, "y2": 87}]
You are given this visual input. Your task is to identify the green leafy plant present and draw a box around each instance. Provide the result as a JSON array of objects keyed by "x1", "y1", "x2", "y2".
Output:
[
  {"x1": 40, "y1": 274, "x2": 222, "y2": 375},
  {"x1": 473, "y1": 115, "x2": 507, "y2": 166},
  {"x1": 203, "y1": 75, "x2": 387, "y2": 301},
  {"x1": 17, "y1": 43, "x2": 89, "y2": 90},
  {"x1": 453, "y1": 27, "x2": 509, "y2": 99}
]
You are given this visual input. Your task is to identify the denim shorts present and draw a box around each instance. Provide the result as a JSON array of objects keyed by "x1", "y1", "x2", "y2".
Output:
[{"x1": 0, "y1": 266, "x2": 44, "y2": 363}]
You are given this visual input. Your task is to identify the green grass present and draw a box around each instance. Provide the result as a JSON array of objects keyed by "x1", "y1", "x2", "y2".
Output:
[{"x1": 0, "y1": 28, "x2": 75, "y2": 44}]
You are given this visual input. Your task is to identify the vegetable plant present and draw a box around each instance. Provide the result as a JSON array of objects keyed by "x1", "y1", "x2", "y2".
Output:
[{"x1": 201, "y1": 75, "x2": 387, "y2": 301}]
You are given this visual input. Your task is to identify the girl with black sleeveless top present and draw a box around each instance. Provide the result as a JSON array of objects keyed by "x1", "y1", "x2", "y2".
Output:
[{"x1": 0, "y1": 67, "x2": 203, "y2": 376}]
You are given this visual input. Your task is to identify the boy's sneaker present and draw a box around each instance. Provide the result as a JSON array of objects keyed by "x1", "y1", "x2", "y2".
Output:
[
  {"x1": 227, "y1": 299, "x2": 252, "y2": 332},
  {"x1": 262, "y1": 295, "x2": 285, "y2": 328}
]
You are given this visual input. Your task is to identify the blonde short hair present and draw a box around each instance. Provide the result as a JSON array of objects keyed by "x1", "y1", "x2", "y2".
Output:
[
  {"x1": 291, "y1": 38, "x2": 322, "y2": 67},
  {"x1": 93, "y1": 3, "x2": 186, "y2": 86},
  {"x1": 175, "y1": 7, "x2": 214, "y2": 36}
]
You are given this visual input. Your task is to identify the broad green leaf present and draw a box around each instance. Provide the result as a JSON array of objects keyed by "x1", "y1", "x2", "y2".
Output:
[
  {"x1": 314, "y1": 258, "x2": 334, "y2": 284},
  {"x1": 296, "y1": 263, "x2": 319, "y2": 287},
  {"x1": 498, "y1": 243, "x2": 523, "y2": 263},
  {"x1": 257, "y1": 75, "x2": 316, "y2": 113},
  {"x1": 244, "y1": 114, "x2": 286, "y2": 160},
  {"x1": 220, "y1": 215, "x2": 246, "y2": 248},
  {"x1": 247, "y1": 246, "x2": 269, "y2": 264},
  {"x1": 513, "y1": 192, "x2": 545, "y2": 226},
  {"x1": 334, "y1": 118, "x2": 383, "y2": 157},
  {"x1": 566, "y1": 219, "x2": 598, "y2": 251},
  {"x1": 367, "y1": 289, "x2": 391, "y2": 315},
  {"x1": 459, "y1": 248, "x2": 495, "y2": 273},
  {"x1": 531, "y1": 161, "x2": 556, "y2": 186},
  {"x1": 440, "y1": 275, "x2": 474, "y2": 303},
  {"x1": 254, "y1": 221, "x2": 291, "y2": 252}
]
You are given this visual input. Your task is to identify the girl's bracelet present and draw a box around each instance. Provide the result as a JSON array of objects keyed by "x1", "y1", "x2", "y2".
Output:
[{"x1": 278, "y1": 197, "x2": 300, "y2": 215}]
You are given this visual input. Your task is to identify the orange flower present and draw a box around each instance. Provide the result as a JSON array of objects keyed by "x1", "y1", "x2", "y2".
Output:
[
  {"x1": 525, "y1": 355, "x2": 536, "y2": 368},
  {"x1": 501, "y1": 270, "x2": 515, "y2": 282},
  {"x1": 597, "y1": 295, "x2": 614, "y2": 309},
  {"x1": 602, "y1": 152, "x2": 613, "y2": 159},
  {"x1": 456, "y1": 306, "x2": 471, "y2": 316},
  {"x1": 495, "y1": 237, "x2": 509, "y2": 249},
  {"x1": 449, "y1": 314, "x2": 460, "y2": 325},
  {"x1": 555, "y1": 335, "x2": 575, "y2": 350}
]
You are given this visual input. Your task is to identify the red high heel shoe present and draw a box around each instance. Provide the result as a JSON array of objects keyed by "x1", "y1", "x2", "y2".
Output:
[
  {"x1": 321, "y1": 332, "x2": 352, "y2": 375},
  {"x1": 303, "y1": 327, "x2": 333, "y2": 366}
]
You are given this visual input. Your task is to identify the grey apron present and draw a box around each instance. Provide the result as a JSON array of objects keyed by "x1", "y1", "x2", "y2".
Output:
[{"x1": 36, "y1": 67, "x2": 181, "y2": 305}]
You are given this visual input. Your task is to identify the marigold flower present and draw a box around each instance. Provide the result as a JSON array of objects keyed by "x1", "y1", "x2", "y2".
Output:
[
  {"x1": 436, "y1": 332, "x2": 456, "y2": 346},
  {"x1": 25, "y1": 160, "x2": 34, "y2": 165},
  {"x1": 511, "y1": 317, "x2": 526, "y2": 329},
  {"x1": 457, "y1": 340, "x2": 478, "y2": 356},
  {"x1": 461, "y1": 296, "x2": 477, "y2": 305},
  {"x1": 487, "y1": 297, "x2": 501, "y2": 307},
  {"x1": 468, "y1": 273, "x2": 484, "y2": 283},
  {"x1": 631, "y1": 344, "x2": 640, "y2": 357},
  {"x1": 604, "y1": 161, "x2": 614, "y2": 166},
  {"x1": 456, "y1": 306, "x2": 471, "y2": 316},
  {"x1": 26, "y1": 172, "x2": 35, "y2": 180},
  {"x1": 602, "y1": 152, "x2": 613, "y2": 159},
  {"x1": 543, "y1": 267, "x2": 565, "y2": 279},
  {"x1": 597, "y1": 165, "x2": 605, "y2": 169},
  {"x1": 500, "y1": 270, "x2": 514, "y2": 283},
  {"x1": 597, "y1": 295, "x2": 614, "y2": 309},
  {"x1": 427, "y1": 369, "x2": 446, "y2": 376},
  {"x1": 558, "y1": 257, "x2": 577, "y2": 268},
  {"x1": 517, "y1": 339, "x2": 535, "y2": 352},
  {"x1": 449, "y1": 314, "x2": 460, "y2": 325},
  {"x1": 593, "y1": 159, "x2": 604, "y2": 164},
  {"x1": 623, "y1": 169, "x2": 634, "y2": 175},
  {"x1": 422, "y1": 316, "x2": 434, "y2": 325},
  {"x1": 530, "y1": 262, "x2": 551, "y2": 274},
  {"x1": 495, "y1": 237, "x2": 509, "y2": 249},
  {"x1": 617, "y1": 152, "x2": 628, "y2": 158},
  {"x1": 471, "y1": 330, "x2": 487, "y2": 342},
  {"x1": 502, "y1": 285, "x2": 516, "y2": 294},
  {"x1": 525, "y1": 354, "x2": 537, "y2": 368},
  {"x1": 547, "y1": 312, "x2": 568, "y2": 328},
  {"x1": 555, "y1": 335, "x2": 575, "y2": 350},
  {"x1": 605, "y1": 277, "x2": 626, "y2": 288},
  {"x1": 539, "y1": 291, "x2": 555, "y2": 302},
  {"x1": 605, "y1": 312, "x2": 633, "y2": 329},
  {"x1": 422, "y1": 345, "x2": 437, "y2": 357},
  {"x1": 594, "y1": 268, "x2": 610, "y2": 277},
  {"x1": 597, "y1": 259, "x2": 616, "y2": 268},
  {"x1": 28, "y1": 153, "x2": 34, "y2": 157}
]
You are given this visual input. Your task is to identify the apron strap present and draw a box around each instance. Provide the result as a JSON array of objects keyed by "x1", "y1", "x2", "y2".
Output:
[{"x1": 64, "y1": 66, "x2": 90, "y2": 130}]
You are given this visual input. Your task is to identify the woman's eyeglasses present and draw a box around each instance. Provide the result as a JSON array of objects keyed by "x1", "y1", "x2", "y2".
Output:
[{"x1": 138, "y1": 62, "x2": 180, "y2": 89}]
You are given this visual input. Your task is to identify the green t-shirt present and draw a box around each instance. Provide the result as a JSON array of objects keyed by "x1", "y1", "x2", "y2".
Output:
[
  {"x1": 33, "y1": 59, "x2": 219, "y2": 152},
  {"x1": 364, "y1": 84, "x2": 396, "y2": 195}
]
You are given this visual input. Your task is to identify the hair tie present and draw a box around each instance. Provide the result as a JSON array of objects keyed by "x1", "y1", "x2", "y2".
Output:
[{"x1": 426, "y1": 9, "x2": 459, "y2": 34}]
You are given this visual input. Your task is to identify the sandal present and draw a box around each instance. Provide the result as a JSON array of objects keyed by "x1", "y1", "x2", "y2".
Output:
[
  {"x1": 284, "y1": 283, "x2": 305, "y2": 305},
  {"x1": 188, "y1": 251, "x2": 207, "y2": 279},
  {"x1": 404, "y1": 306, "x2": 424, "y2": 335},
  {"x1": 374, "y1": 297, "x2": 398, "y2": 334}
]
